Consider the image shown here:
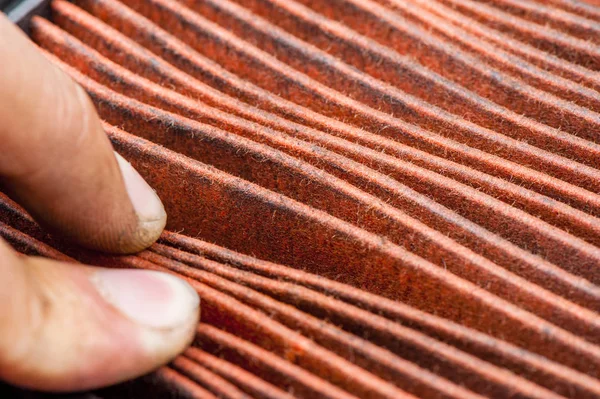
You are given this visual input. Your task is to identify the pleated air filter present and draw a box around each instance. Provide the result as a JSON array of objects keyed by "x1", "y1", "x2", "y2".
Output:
[{"x1": 2, "y1": 0, "x2": 600, "y2": 397}]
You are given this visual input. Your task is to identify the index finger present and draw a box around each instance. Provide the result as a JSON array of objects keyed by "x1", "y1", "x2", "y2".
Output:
[{"x1": 0, "y1": 14, "x2": 166, "y2": 253}]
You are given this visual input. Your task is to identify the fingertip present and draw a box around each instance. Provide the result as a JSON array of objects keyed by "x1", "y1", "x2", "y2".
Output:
[
  {"x1": 114, "y1": 152, "x2": 167, "y2": 226},
  {"x1": 89, "y1": 268, "x2": 200, "y2": 380},
  {"x1": 0, "y1": 256, "x2": 200, "y2": 392},
  {"x1": 91, "y1": 268, "x2": 199, "y2": 330},
  {"x1": 110, "y1": 152, "x2": 167, "y2": 254}
]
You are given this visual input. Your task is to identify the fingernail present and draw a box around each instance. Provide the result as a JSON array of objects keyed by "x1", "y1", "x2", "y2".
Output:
[
  {"x1": 114, "y1": 152, "x2": 166, "y2": 223},
  {"x1": 91, "y1": 269, "x2": 200, "y2": 329}
]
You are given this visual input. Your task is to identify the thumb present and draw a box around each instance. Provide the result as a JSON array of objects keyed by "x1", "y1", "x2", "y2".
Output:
[{"x1": 0, "y1": 239, "x2": 200, "y2": 392}]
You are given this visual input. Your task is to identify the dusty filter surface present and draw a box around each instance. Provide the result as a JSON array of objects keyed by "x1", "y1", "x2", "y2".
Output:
[{"x1": 2, "y1": 0, "x2": 600, "y2": 397}]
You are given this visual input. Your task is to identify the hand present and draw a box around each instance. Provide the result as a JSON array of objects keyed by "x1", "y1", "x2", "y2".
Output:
[{"x1": 0, "y1": 14, "x2": 199, "y2": 392}]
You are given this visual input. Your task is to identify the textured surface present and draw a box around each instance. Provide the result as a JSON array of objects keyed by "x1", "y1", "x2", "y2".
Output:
[{"x1": 2, "y1": 0, "x2": 600, "y2": 397}]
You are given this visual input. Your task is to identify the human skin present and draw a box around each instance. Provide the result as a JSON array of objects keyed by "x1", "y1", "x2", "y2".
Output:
[{"x1": 0, "y1": 13, "x2": 200, "y2": 392}]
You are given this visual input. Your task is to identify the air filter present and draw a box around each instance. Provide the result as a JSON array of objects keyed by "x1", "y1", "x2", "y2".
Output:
[{"x1": 2, "y1": 0, "x2": 600, "y2": 397}]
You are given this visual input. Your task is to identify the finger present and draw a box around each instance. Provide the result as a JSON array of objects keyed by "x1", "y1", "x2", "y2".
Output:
[
  {"x1": 0, "y1": 239, "x2": 200, "y2": 392},
  {"x1": 0, "y1": 15, "x2": 166, "y2": 254}
]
